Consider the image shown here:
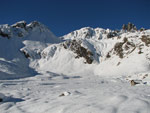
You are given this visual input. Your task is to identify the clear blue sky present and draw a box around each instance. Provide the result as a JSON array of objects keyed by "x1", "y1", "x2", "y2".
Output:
[{"x1": 0, "y1": 0, "x2": 149, "y2": 36}]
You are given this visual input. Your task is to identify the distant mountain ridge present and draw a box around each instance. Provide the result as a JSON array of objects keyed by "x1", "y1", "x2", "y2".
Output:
[
  {"x1": 0, "y1": 21, "x2": 150, "y2": 82},
  {"x1": 0, "y1": 21, "x2": 60, "y2": 43}
]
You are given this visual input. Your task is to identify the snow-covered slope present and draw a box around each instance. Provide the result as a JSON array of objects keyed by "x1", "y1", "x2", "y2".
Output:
[
  {"x1": 1, "y1": 21, "x2": 150, "y2": 82},
  {"x1": 95, "y1": 30, "x2": 150, "y2": 77},
  {"x1": 35, "y1": 27, "x2": 115, "y2": 75},
  {"x1": 0, "y1": 21, "x2": 60, "y2": 79},
  {"x1": 36, "y1": 26, "x2": 150, "y2": 81},
  {"x1": 1, "y1": 22, "x2": 150, "y2": 113}
]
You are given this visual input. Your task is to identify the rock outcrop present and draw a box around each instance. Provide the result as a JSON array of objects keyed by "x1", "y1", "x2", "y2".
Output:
[
  {"x1": 63, "y1": 40, "x2": 94, "y2": 64},
  {"x1": 122, "y1": 22, "x2": 137, "y2": 31}
]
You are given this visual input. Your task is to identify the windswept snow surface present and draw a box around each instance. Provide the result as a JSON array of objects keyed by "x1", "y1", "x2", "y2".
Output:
[
  {"x1": 0, "y1": 73, "x2": 150, "y2": 113},
  {"x1": 0, "y1": 22, "x2": 150, "y2": 113}
]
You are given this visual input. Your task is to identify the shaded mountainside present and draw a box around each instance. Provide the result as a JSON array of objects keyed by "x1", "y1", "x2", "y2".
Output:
[
  {"x1": 0, "y1": 21, "x2": 150, "y2": 82},
  {"x1": 0, "y1": 21, "x2": 60, "y2": 79},
  {"x1": 0, "y1": 21, "x2": 60, "y2": 42}
]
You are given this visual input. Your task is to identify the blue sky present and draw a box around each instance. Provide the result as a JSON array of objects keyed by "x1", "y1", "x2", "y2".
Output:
[{"x1": 0, "y1": 0, "x2": 149, "y2": 36}]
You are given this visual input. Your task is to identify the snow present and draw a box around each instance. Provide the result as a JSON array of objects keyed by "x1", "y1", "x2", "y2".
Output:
[
  {"x1": 0, "y1": 21, "x2": 150, "y2": 113},
  {"x1": 0, "y1": 73, "x2": 150, "y2": 113},
  {"x1": 38, "y1": 45, "x2": 95, "y2": 75},
  {"x1": 0, "y1": 21, "x2": 60, "y2": 80}
]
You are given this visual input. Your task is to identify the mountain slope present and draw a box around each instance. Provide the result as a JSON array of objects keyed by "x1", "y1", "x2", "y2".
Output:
[
  {"x1": 0, "y1": 21, "x2": 150, "y2": 82},
  {"x1": 0, "y1": 21, "x2": 60, "y2": 79},
  {"x1": 36, "y1": 26, "x2": 150, "y2": 82},
  {"x1": 0, "y1": 22, "x2": 150, "y2": 113}
]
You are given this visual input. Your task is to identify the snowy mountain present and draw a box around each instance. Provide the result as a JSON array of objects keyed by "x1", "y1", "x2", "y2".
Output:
[
  {"x1": 1, "y1": 21, "x2": 150, "y2": 80},
  {"x1": 0, "y1": 21, "x2": 150, "y2": 113},
  {"x1": 0, "y1": 21, "x2": 60, "y2": 79},
  {"x1": 36, "y1": 24, "x2": 150, "y2": 79}
]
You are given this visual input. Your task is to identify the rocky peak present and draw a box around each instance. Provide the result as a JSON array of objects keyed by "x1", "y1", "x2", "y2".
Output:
[
  {"x1": 11, "y1": 21, "x2": 27, "y2": 28},
  {"x1": 0, "y1": 21, "x2": 50, "y2": 39},
  {"x1": 27, "y1": 21, "x2": 41, "y2": 28},
  {"x1": 122, "y1": 22, "x2": 137, "y2": 31},
  {"x1": 61, "y1": 27, "x2": 112, "y2": 40}
]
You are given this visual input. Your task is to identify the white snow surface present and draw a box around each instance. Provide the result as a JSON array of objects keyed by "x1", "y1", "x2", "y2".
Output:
[
  {"x1": 0, "y1": 21, "x2": 150, "y2": 113},
  {"x1": 0, "y1": 73, "x2": 150, "y2": 113}
]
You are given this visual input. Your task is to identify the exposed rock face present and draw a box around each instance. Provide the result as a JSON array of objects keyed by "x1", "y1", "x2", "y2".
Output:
[
  {"x1": 0, "y1": 98, "x2": 3, "y2": 102},
  {"x1": 28, "y1": 21, "x2": 40, "y2": 28},
  {"x1": 12, "y1": 21, "x2": 27, "y2": 28},
  {"x1": 122, "y1": 22, "x2": 137, "y2": 31},
  {"x1": 26, "y1": 21, "x2": 42, "y2": 31},
  {"x1": 0, "y1": 29, "x2": 10, "y2": 38},
  {"x1": 63, "y1": 40, "x2": 94, "y2": 64},
  {"x1": 114, "y1": 42, "x2": 124, "y2": 58},
  {"x1": 107, "y1": 37, "x2": 136, "y2": 59},
  {"x1": 141, "y1": 35, "x2": 150, "y2": 46},
  {"x1": 21, "y1": 50, "x2": 30, "y2": 58},
  {"x1": 107, "y1": 31, "x2": 118, "y2": 38}
]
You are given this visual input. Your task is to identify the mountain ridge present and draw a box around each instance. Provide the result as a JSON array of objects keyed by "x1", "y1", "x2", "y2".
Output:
[
  {"x1": 1, "y1": 21, "x2": 150, "y2": 113},
  {"x1": 0, "y1": 21, "x2": 150, "y2": 83}
]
